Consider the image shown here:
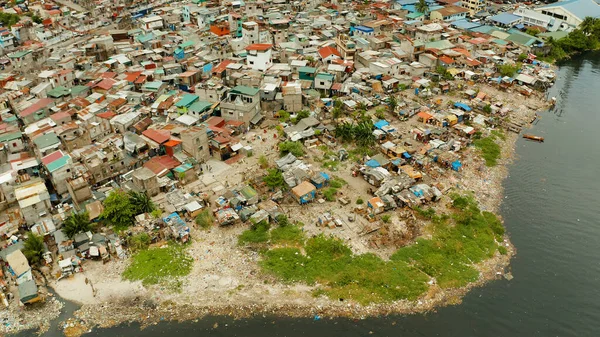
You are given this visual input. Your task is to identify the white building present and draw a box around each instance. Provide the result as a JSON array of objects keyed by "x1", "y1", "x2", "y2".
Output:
[
  {"x1": 139, "y1": 16, "x2": 164, "y2": 30},
  {"x1": 534, "y1": 0, "x2": 600, "y2": 29},
  {"x1": 245, "y1": 44, "x2": 273, "y2": 71}
]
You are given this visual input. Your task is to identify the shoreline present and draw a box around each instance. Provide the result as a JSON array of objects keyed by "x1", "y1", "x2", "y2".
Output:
[{"x1": 7, "y1": 84, "x2": 547, "y2": 337}]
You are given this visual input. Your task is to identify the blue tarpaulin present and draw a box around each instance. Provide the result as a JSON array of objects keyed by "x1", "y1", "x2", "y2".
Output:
[
  {"x1": 374, "y1": 120, "x2": 390, "y2": 129},
  {"x1": 402, "y1": 152, "x2": 411, "y2": 159},
  {"x1": 454, "y1": 102, "x2": 472, "y2": 111},
  {"x1": 202, "y1": 63, "x2": 213, "y2": 73},
  {"x1": 319, "y1": 172, "x2": 330, "y2": 180},
  {"x1": 452, "y1": 161, "x2": 462, "y2": 171},
  {"x1": 365, "y1": 159, "x2": 380, "y2": 168}
]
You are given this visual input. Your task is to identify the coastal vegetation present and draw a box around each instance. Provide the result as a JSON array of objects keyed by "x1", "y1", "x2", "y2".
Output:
[
  {"x1": 252, "y1": 194, "x2": 505, "y2": 304},
  {"x1": 473, "y1": 132, "x2": 503, "y2": 167},
  {"x1": 123, "y1": 244, "x2": 193, "y2": 286},
  {"x1": 539, "y1": 17, "x2": 600, "y2": 61}
]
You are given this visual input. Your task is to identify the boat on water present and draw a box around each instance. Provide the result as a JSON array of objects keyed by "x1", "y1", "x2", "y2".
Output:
[{"x1": 523, "y1": 134, "x2": 544, "y2": 142}]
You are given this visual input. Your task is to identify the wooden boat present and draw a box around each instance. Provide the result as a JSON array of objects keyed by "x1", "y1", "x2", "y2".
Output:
[{"x1": 523, "y1": 134, "x2": 544, "y2": 142}]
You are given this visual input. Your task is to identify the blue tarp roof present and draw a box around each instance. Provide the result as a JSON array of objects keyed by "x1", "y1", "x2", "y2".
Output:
[
  {"x1": 454, "y1": 102, "x2": 472, "y2": 111},
  {"x1": 374, "y1": 120, "x2": 390, "y2": 129},
  {"x1": 452, "y1": 161, "x2": 462, "y2": 171},
  {"x1": 365, "y1": 159, "x2": 380, "y2": 168},
  {"x1": 319, "y1": 172, "x2": 330, "y2": 180},
  {"x1": 402, "y1": 152, "x2": 412, "y2": 159}
]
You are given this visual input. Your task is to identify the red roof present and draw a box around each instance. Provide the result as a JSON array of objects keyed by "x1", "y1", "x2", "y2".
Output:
[
  {"x1": 213, "y1": 60, "x2": 234, "y2": 74},
  {"x1": 94, "y1": 78, "x2": 117, "y2": 90},
  {"x1": 163, "y1": 139, "x2": 182, "y2": 147},
  {"x1": 125, "y1": 71, "x2": 142, "y2": 82},
  {"x1": 142, "y1": 129, "x2": 171, "y2": 144},
  {"x1": 438, "y1": 55, "x2": 455, "y2": 64},
  {"x1": 143, "y1": 155, "x2": 181, "y2": 176},
  {"x1": 19, "y1": 98, "x2": 53, "y2": 117},
  {"x1": 245, "y1": 44, "x2": 273, "y2": 51},
  {"x1": 96, "y1": 111, "x2": 116, "y2": 119},
  {"x1": 49, "y1": 111, "x2": 71, "y2": 121},
  {"x1": 134, "y1": 75, "x2": 147, "y2": 84},
  {"x1": 101, "y1": 72, "x2": 117, "y2": 79},
  {"x1": 41, "y1": 150, "x2": 63, "y2": 165},
  {"x1": 206, "y1": 116, "x2": 225, "y2": 127},
  {"x1": 318, "y1": 46, "x2": 341, "y2": 59}
]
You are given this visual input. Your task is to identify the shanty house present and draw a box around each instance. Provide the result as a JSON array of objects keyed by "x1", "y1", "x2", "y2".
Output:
[{"x1": 291, "y1": 181, "x2": 316, "y2": 204}]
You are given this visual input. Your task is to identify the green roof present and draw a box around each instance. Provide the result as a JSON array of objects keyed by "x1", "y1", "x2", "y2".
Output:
[
  {"x1": 189, "y1": 100, "x2": 212, "y2": 113},
  {"x1": 70, "y1": 85, "x2": 89, "y2": 96},
  {"x1": 33, "y1": 132, "x2": 60, "y2": 149},
  {"x1": 9, "y1": 50, "x2": 31, "y2": 59},
  {"x1": 316, "y1": 73, "x2": 334, "y2": 81},
  {"x1": 230, "y1": 85, "x2": 259, "y2": 96},
  {"x1": 174, "y1": 163, "x2": 193, "y2": 173},
  {"x1": 0, "y1": 131, "x2": 21, "y2": 142},
  {"x1": 175, "y1": 93, "x2": 199, "y2": 107},
  {"x1": 407, "y1": 12, "x2": 424, "y2": 19},
  {"x1": 137, "y1": 33, "x2": 154, "y2": 43},
  {"x1": 538, "y1": 31, "x2": 569, "y2": 40},
  {"x1": 506, "y1": 31, "x2": 538, "y2": 47},
  {"x1": 240, "y1": 185, "x2": 257, "y2": 199},
  {"x1": 143, "y1": 81, "x2": 164, "y2": 91},
  {"x1": 299, "y1": 66, "x2": 317, "y2": 73},
  {"x1": 492, "y1": 39, "x2": 508, "y2": 45},
  {"x1": 46, "y1": 155, "x2": 70, "y2": 173},
  {"x1": 179, "y1": 40, "x2": 196, "y2": 49},
  {"x1": 47, "y1": 86, "x2": 70, "y2": 98}
]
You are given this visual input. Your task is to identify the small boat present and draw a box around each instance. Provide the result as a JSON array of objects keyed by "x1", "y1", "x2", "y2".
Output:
[{"x1": 523, "y1": 134, "x2": 544, "y2": 142}]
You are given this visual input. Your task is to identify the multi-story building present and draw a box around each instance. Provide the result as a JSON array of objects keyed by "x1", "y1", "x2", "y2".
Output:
[
  {"x1": 461, "y1": 0, "x2": 485, "y2": 16},
  {"x1": 220, "y1": 86, "x2": 261, "y2": 126},
  {"x1": 245, "y1": 44, "x2": 273, "y2": 71}
]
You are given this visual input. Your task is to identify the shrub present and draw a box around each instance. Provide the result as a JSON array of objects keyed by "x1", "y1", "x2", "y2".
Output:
[
  {"x1": 278, "y1": 141, "x2": 305, "y2": 157},
  {"x1": 239, "y1": 221, "x2": 270, "y2": 245},
  {"x1": 128, "y1": 233, "x2": 151, "y2": 251},
  {"x1": 323, "y1": 187, "x2": 338, "y2": 201},
  {"x1": 258, "y1": 155, "x2": 269, "y2": 169},
  {"x1": 381, "y1": 214, "x2": 391, "y2": 223},
  {"x1": 195, "y1": 209, "x2": 214, "y2": 229},
  {"x1": 356, "y1": 198, "x2": 364, "y2": 205},
  {"x1": 498, "y1": 246, "x2": 508, "y2": 255}
]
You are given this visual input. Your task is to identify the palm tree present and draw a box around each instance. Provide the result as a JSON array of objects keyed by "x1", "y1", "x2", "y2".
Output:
[
  {"x1": 388, "y1": 95, "x2": 398, "y2": 115},
  {"x1": 63, "y1": 211, "x2": 92, "y2": 238},
  {"x1": 415, "y1": 0, "x2": 429, "y2": 16},
  {"x1": 128, "y1": 191, "x2": 156, "y2": 215},
  {"x1": 580, "y1": 17, "x2": 597, "y2": 36},
  {"x1": 23, "y1": 232, "x2": 45, "y2": 266}
]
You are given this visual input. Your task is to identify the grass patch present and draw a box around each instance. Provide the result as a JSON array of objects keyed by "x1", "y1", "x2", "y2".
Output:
[
  {"x1": 473, "y1": 136, "x2": 501, "y2": 167},
  {"x1": 491, "y1": 129, "x2": 506, "y2": 141},
  {"x1": 195, "y1": 209, "x2": 214, "y2": 230},
  {"x1": 322, "y1": 160, "x2": 340, "y2": 171},
  {"x1": 258, "y1": 194, "x2": 505, "y2": 304},
  {"x1": 323, "y1": 187, "x2": 338, "y2": 201},
  {"x1": 271, "y1": 225, "x2": 305, "y2": 246},
  {"x1": 123, "y1": 244, "x2": 193, "y2": 286},
  {"x1": 329, "y1": 177, "x2": 347, "y2": 189},
  {"x1": 238, "y1": 221, "x2": 270, "y2": 245}
]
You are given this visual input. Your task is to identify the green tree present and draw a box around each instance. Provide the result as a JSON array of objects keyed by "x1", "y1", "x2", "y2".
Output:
[
  {"x1": 128, "y1": 191, "x2": 155, "y2": 215},
  {"x1": 63, "y1": 211, "x2": 92, "y2": 239},
  {"x1": 296, "y1": 110, "x2": 310, "y2": 123},
  {"x1": 498, "y1": 64, "x2": 519, "y2": 77},
  {"x1": 388, "y1": 95, "x2": 398, "y2": 114},
  {"x1": 278, "y1": 141, "x2": 305, "y2": 157},
  {"x1": 579, "y1": 17, "x2": 598, "y2": 36},
  {"x1": 127, "y1": 233, "x2": 151, "y2": 251},
  {"x1": 23, "y1": 233, "x2": 45, "y2": 266},
  {"x1": 101, "y1": 189, "x2": 135, "y2": 229},
  {"x1": 416, "y1": 0, "x2": 429, "y2": 15},
  {"x1": 263, "y1": 168, "x2": 285, "y2": 190}
]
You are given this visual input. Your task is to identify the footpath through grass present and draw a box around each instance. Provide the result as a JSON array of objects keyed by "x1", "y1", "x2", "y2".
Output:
[
  {"x1": 248, "y1": 194, "x2": 505, "y2": 305},
  {"x1": 123, "y1": 244, "x2": 193, "y2": 286}
]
